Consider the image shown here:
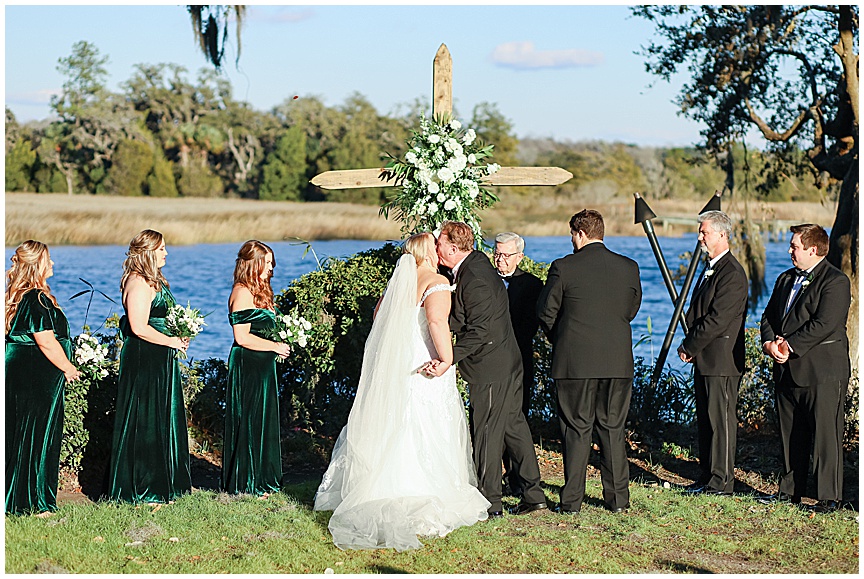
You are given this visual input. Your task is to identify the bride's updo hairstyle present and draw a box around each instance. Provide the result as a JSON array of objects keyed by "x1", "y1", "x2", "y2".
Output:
[
  {"x1": 5, "y1": 240, "x2": 58, "y2": 333},
  {"x1": 121, "y1": 229, "x2": 168, "y2": 292},
  {"x1": 233, "y1": 240, "x2": 276, "y2": 310},
  {"x1": 403, "y1": 232, "x2": 434, "y2": 267}
]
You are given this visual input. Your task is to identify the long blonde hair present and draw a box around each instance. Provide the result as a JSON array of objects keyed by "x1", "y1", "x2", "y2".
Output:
[
  {"x1": 233, "y1": 240, "x2": 275, "y2": 310},
  {"x1": 403, "y1": 232, "x2": 434, "y2": 267},
  {"x1": 121, "y1": 229, "x2": 169, "y2": 292},
  {"x1": 5, "y1": 240, "x2": 58, "y2": 333}
]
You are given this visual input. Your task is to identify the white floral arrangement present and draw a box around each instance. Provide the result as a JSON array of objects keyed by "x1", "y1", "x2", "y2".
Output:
[
  {"x1": 266, "y1": 312, "x2": 312, "y2": 349},
  {"x1": 73, "y1": 332, "x2": 111, "y2": 380},
  {"x1": 381, "y1": 114, "x2": 500, "y2": 240},
  {"x1": 165, "y1": 302, "x2": 206, "y2": 359}
]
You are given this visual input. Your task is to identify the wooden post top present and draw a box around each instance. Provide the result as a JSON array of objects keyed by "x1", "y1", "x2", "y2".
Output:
[{"x1": 433, "y1": 44, "x2": 452, "y2": 118}]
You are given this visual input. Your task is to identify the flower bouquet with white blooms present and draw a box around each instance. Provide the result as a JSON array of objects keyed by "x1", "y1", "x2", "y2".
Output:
[
  {"x1": 381, "y1": 114, "x2": 500, "y2": 240},
  {"x1": 73, "y1": 332, "x2": 112, "y2": 381},
  {"x1": 266, "y1": 312, "x2": 313, "y2": 351},
  {"x1": 165, "y1": 302, "x2": 206, "y2": 359}
]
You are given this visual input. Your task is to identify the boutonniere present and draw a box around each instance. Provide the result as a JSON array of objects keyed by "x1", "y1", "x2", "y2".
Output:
[
  {"x1": 801, "y1": 273, "x2": 814, "y2": 288},
  {"x1": 704, "y1": 268, "x2": 715, "y2": 278}
]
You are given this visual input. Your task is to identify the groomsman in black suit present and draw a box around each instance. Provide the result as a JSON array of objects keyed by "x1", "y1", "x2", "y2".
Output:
[
  {"x1": 760, "y1": 224, "x2": 851, "y2": 513},
  {"x1": 494, "y1": 232, "x2": 544, "y2": 497},
  {"x1": 537, "y1": 210, "x2": 642, "y2": 513},
  {"x1": 676, "y1": 211, "x2": 748, "y2": 496},
  {"x1": 425, "y1": 221, "x2": 547, "y2": 518}
]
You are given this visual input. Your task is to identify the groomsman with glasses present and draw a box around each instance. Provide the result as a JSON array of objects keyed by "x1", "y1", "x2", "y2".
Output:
[
  {"x1": 759, "y1": 224, "x2": 851, "y2": 514},
  {"x1": 677, "y1": 210, "x2": 748, "y2": 497}
]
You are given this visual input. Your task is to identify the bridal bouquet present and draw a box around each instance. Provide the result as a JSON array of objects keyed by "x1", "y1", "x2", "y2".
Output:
[
  {"x1": 165, "y1": 302, "x2": 206, "y2": 359},
  {"x1": 266, "y1": 312, "x2": 312, "y2": 349},
  {"x1": 73, "y1": 332, "x2": 111, "y2": 381},
  {"x1": 381, "y1": 114, "x2": 500, "y2": 240}
]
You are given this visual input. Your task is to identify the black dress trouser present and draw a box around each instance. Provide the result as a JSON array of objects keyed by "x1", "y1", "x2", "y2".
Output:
[
  {"x1": 468, "y1": 368, "x2": 544, "y2": 513},
  {"x1": 556, "y1": 378, "x2": 631, "y2": 511},
  {"x1": 775, "y1": 372, "x2": 844, "y2": 501},
  {"x1": 694, "y1": 372, "x2": 740, "y2": 493}
]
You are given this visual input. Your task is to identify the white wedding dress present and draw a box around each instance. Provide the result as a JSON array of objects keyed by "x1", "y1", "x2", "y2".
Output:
[{"x1": 314, "y1": 255, "x2": 490, "y2": 552}]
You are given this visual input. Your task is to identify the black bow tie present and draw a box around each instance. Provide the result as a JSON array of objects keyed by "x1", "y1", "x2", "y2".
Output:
[{"x1": 794, "y1": 268, "x2": 809, "y2": 278}]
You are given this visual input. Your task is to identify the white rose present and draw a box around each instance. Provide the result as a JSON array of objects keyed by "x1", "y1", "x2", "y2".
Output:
[
  {"x1": 487, "y1": 163, "x2": 501, "y2": 174},
  {"x1": 428, "y1": 202, "x2": 438, "y2": 214},
  {"x1": 467, "y1": 153, "x2": 477, "y2": 164},
  {"x1": 298, "y1": 337, "x2": 307, "y2": 348},
  {"x1": 100, "y1": 369, "x2": 109, "y2": 378},
  {"x1": 279, "y1": 330, "x2": 287, "y2": 340},
  {"x1": 428, "y1": 134, "x2": 440, "y2": 144},
  {"x1": 405, "y1": 151, "x2": 418, "y2": 165},
  {"x1": 437, "y1": 192, "x2": 446, "y2": 203},
  {"x1": 302, "y1": 319, "x2": 312, "y2": 331},
  {"x1": 463, "y1": 129, "x2": 476, "y2": 145},
  {"x1": 437, "y1": 167, "x2": 455, "y2": 184},
  {"x1": 449, "y1": 120, "x2": 462, "y2": 131},
  {"x1": 444, "y1": 199, "x2": 456, "y2": 211},
  {"x1": 427, "y1": 181, "x2": 440, "y2": 194}
]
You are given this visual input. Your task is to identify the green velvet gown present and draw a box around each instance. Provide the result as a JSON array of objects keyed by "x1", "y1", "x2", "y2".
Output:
[
  {"x1": 5, "y1": 290, "x2": 71, "y2": 515},
  {"x1": 221, "y1": 308, "x2": 282, "y2": 495},
  {"x1": 107, "y1": 285, "x2": 191, "y2": 503}
]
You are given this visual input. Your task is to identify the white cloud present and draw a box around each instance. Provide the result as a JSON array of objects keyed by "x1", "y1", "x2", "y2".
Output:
[{"x1": 490, "y1": 41, "x2": 604, "y2": 70}]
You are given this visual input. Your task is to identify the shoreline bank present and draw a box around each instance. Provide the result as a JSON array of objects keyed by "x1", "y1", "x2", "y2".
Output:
[{"x1": 5, "y1": 192, "x2": 838, "y2": 246}]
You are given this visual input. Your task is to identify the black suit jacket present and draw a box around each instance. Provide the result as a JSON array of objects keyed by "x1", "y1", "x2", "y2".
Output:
[
  {"x1": 504, "y1": 268, "x2": 544, "y2": 361},
  {"x1": 450, "y1": 251, "x2": 523, "y2": 384},
  {"x1": 760, "y1": 258, "x2": 851, "y2": 387},
  {"x1": 682, "y1": 252, "x2": 748, "y2": 376},
  {"x1": 537, "y1": 242, "x2": 642, "y2": 379}
]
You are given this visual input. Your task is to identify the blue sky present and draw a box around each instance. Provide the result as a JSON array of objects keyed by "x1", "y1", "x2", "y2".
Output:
[{"x1": 5, "y1": 4, "x2": 704, "y2": 147}]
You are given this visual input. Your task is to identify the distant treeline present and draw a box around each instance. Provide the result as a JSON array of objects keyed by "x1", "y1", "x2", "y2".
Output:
[{"x1": 5, "y1": 41, "x2": 830, "y2": 204}]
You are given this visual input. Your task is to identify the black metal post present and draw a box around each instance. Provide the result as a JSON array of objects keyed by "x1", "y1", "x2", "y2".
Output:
[
  {"x1": 650, "y1": 191, "x2": 722, "y2": 386},
  {"x1": 634, "y1": 193, "x2": 688, "y2": 335}
]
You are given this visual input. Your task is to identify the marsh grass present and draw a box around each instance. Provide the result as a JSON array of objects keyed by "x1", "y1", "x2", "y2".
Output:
[
  {"x1": 5, "y1": 192, "x2": 838, "y2": 246},
  {"x1": 5, "y1": 477, "x2": 857, "y2": 573}
]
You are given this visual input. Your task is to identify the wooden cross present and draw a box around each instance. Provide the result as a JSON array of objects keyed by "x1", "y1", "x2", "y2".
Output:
[{"x1": 311, "y1": 44, "x2": 572, "y2": 190}]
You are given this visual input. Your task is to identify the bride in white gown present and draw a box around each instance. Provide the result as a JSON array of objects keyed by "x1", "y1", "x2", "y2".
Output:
[{"x1": 314, "y1": 232, "x2": 490, "y2": 551}]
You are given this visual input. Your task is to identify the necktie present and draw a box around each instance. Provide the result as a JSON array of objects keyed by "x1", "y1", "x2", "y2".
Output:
[{"x1": 500, "y1": 275, "x2": 510, "y2": 289}]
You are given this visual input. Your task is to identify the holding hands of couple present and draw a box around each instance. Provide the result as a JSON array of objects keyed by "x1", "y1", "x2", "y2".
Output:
[{"x1": 420, "y1": 358, "x2": 451, "y2": 378}]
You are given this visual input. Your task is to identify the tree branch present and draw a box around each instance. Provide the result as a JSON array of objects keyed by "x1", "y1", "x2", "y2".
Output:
[{"x1": 744, "y1": 98, "x2": 812, "y2": 142}]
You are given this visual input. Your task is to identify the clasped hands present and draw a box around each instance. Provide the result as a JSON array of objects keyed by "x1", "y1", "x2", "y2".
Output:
[
  {"x1": 171, "y1": 336, "x2": 191, "y2": 353},
  {"x1": 419, "y1": 359, "x2": 452, "y2": 378},
  {"x1": 763, "y1": 336, "x2": 790, "y2": 364}
]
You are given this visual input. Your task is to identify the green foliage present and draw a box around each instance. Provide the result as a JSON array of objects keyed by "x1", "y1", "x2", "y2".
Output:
[
  {"x1": 182, "y1": 358, "x2": 229, "y2": 446},
  {"x1": 105, "y1": 139, "x2": 153, "y2": 196},
  {"x1": 147, "y1": 150, "x2": 179, "y2": 197},
  {"x1": 274, "y1": 243, "x2": 403, "y2": 435},
  {"x1": 259, "y1": 126, "x2": 307, "y2": 201},
  {"x1": 178, "y1": 162, "x2": 224, "y2": 197},
  {"x1": 5, "y1": 138, "x2": 36, "y2": 191},
  {"x1": 738, "y1": 327, "x2": 777, "y2": 431}
]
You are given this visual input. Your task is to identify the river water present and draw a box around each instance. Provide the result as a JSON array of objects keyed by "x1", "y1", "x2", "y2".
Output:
[{"x1": 5, "y1": 235, "x2": 795, "y2": 368}]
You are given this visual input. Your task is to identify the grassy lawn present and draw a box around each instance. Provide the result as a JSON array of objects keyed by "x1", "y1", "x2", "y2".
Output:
[{"x1": 6, "y1": 475, "x2": 858, "y2": 573}]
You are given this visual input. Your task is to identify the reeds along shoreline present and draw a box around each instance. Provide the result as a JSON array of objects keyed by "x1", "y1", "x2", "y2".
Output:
[{"x1": 5, "y1": 192, "x2": 838, "y2": 246}]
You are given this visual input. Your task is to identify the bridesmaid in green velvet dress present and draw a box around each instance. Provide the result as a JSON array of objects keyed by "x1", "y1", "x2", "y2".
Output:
[
  {"x1": 5, "y1": 241, "x2": 81, "y2": 516},
  {"x1": 222, "y1": 240, "x2": 290, "y2": 496},
  {"x1": 107, "y1": 230, "x2": 191, "y2": 504}
]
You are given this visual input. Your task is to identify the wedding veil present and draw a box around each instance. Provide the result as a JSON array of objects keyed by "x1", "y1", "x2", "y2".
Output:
[{"x1": 315, "y1": 254, "x2": 419, "y2": 509}]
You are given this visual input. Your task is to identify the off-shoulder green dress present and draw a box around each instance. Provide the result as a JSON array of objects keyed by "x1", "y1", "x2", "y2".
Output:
[
  {"x1": 221, "y1": 308, "x2": 282, "y2": 495},
  {"x1": 5, "y1": 290, "x2": 71, "y2": 515},
  {"x1": 107, "y1": 285, "x2": 191, "y2": 503}
]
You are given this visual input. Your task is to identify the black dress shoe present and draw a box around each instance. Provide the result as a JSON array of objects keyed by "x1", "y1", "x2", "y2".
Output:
[
  {"x1": 487, "y1": 510, "x2": 504, "y2": 519},
  {"x1": 556, "y1": 506, "x2": 581, "y2": 515},
  {"x1": 511, "y1": 501, "x2": 548, "y2": 515},
  {"x1": 808, "y1": 500, "x2": 840, "y2": 514},
  {"x1": 757, "y1": 492, "x2": 801, "y2": 505},
  {"x1": 682, "y1": 483, "x2": 709, "y2": 494},
  {"x1": 704, "y1": 489, "x2": 733, "y2": 496},
  {"x1": 607, "y1": 502, "x2": 630, "y2": 513}
]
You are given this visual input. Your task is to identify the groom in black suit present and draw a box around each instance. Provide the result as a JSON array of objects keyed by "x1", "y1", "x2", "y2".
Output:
[
  {"x1": 677, "y1": 210, "x2": 748, "y2": 496},
  {"x1": 537, "y1": 210, "x2": 641, "y2": 513},
  {"x1": 425, "y1": 221, "x2": 546, "y2": 518},
  {"x1": 760, "y1": 223, "x2": 851, "y2": 513}
]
